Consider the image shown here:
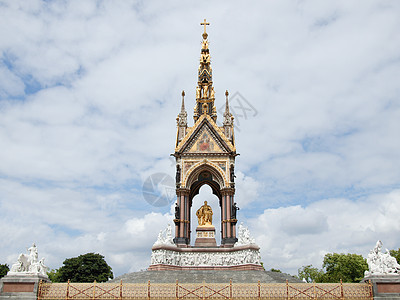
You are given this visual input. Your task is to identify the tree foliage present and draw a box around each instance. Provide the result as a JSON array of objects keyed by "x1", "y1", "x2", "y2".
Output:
[
  {"x1": 0, "y1": 264, "x2": 9, "y2": 278},
  {"x1": 322, "y1": 253, "x2": 368, "y2": 283},
  {"x1": 297, "y1": 253, "x2": 368, "y2": 283},
  {"x1": 389, "y1": 248, "x2": 400, "y2": 264},
  {"x1": 297, "y1": 265, "x2": 324, "y2": 283},
  {"x1": 47, "y1": 268, "x2": 61, "y2": 282},
  {"x1": 54, "y1": 253, "x2": 113, "y2": 283},
  {"x1": 270, "y1": 268, "x2": 282, "y2": 273}
]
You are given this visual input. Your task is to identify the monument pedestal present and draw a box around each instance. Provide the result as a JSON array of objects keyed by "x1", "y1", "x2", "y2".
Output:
[
  {"x1": 149, "y1": 244, "x2": 263, "y2": 271},
  {"x1": 150, "y1": 223, "x2": 262, "y2": 271},
  {"x1": 0, "y1": 274, "x2": 50, "y2": 300},
  {"x1": 362, "y1": 275, "x2": 400, "y2": 300},
  {"x1": 194, "y1": 226, "x2": 217, "y2": 247}
]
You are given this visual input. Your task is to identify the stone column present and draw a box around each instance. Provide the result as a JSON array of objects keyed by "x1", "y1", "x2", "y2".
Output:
[
  {"x1": 226, "y1": 194, "x2": 231, "y2": 238},
  {"x1": 174, "y1": 188, "x2": 190, "y2": 247},
  {"x1": 180, "y1": 193, "x2": 185, "y2": 237},
  {"x1": 185, "y1": 193, "x2": 190, "y2": 242},
  {"x1": 230, "y1": 194, "x2": 237, "y2": 240},
  {"x1": 221, "y1": 194, "x2": 226, "y2": 239},
  {"x1": 221, "y1": 187, "x2": 237, "y2": 247}
]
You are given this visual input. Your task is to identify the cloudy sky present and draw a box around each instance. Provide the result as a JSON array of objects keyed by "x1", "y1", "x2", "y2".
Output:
[{"x1": 1, "y1": 0, "x2": 400, "y2": 278}]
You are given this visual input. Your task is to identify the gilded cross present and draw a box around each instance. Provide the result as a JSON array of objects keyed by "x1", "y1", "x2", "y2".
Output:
[{"x1": 200, "y1": 19, "x2": 210, "y2": 34}]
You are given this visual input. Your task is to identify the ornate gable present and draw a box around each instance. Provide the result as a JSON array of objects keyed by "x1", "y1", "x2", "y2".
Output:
[{"x1": 175, "y1": 114, "x2": 235, "y2": 155}]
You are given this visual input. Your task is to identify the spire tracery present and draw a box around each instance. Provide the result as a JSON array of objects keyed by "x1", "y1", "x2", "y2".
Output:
[
  {"x1": 176, "y1": 20, "x2": 235, "y2": 147},
  {"x1": 194, "y1": 19, "x2": 217, "y2": 122}
]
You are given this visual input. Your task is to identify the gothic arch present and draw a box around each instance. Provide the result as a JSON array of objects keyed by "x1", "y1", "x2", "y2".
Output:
[
  {"x1": 189, "y1": 173, "x2": 221, "y2": 204},
  {"x1": 183, "y1": 160, "x2": 228, "y2": 189}
]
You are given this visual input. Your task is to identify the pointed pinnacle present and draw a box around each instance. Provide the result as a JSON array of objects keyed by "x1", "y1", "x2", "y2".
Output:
[
  {"x1": 181, "y1": 90, "x2": 185, "y2": 112},
  {"x1": 225, "y1": 90, "x2": 229, "y2": 113}
]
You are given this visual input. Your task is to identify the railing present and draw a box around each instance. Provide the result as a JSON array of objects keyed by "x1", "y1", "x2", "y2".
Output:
[{"x1": 38, "y1": 279, "x2": 373, "y2": 300}]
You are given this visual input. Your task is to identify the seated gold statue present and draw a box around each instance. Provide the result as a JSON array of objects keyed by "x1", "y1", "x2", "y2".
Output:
[{"x1": 196, "y1": 201, "x2": 213, "y2": 226}]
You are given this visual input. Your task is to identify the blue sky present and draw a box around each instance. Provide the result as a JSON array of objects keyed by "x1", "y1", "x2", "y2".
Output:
[{"x1": 1, "y1": 0, "x2": 400, "y2": 277}]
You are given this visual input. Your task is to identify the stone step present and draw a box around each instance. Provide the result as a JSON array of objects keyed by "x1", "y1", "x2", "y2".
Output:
[{"x1": 109, "y1": 270, "x2": 301, "y2": 284}]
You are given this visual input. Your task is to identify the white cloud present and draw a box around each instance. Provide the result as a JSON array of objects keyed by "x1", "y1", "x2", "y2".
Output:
[
  {"x1": 250, "y1": 190, "x2": 400, "y2": 275},
  {"x1": 0, "y1": 65, "x2": 25, "y2": 97},
  {"x1": 234, "y1": 171, "x2": 260, "y2": 208}
]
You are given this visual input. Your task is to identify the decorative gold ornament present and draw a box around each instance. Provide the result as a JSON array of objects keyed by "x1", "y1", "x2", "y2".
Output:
[
  {"x1": 200, "y1": 18, "x2": 210, "y2": 39},
  {"x1": 202, "y1": 103, "x2": 208, "y2": 114}
]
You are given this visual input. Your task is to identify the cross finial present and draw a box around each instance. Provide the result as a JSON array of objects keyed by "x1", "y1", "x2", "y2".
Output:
[{"x1": 200, "y1": 19, "x2": 210, "y2": 35}]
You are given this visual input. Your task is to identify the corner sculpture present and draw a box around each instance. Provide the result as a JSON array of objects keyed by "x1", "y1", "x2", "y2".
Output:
[
  {"x1": 153, "y1": 224, "x2": 174, "y2": 246},
  {"x1": 365, "y1": 240, "x2": 400, "y2": 276},
  {"x1": 234, "y1": 223, "x2": 256, "y2": 247},
  {"x1": 8, "y1": 243, "x2": 48, "y2": 277}
]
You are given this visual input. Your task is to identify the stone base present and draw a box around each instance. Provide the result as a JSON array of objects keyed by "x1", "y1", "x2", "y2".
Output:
[
  {"x1": 221, "y1": 237, "x2": 238, "y2": 248},
  {"x1": 0, "y1": 274, "x2": 50, "y2": 300},
  {"x1": 150, "y1": 244, "x2": 262, "y2": 271},
  {"x1": 362, "y1": 275, "x2": 400, "y2": 300},
  {"x1": 194, "y1": 226, "x2": 217, "y2": 247},
  {"x1": 173, "y1": 237, "x2": 190, "y2": 247}
]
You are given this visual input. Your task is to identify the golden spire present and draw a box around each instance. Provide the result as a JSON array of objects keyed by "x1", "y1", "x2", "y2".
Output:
[{"x1": 194, "y1": 19, "x2": 217, "y2": 122}]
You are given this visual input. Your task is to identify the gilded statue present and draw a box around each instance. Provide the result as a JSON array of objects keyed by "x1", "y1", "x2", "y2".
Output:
[
  {"x1": 196, "y1": 86, "x2": 201, "y2": 99},
  {"x1": 210, "y1": 87, "x2": 215, "y2": 99},
  {"x1": 203, "y1": 85, "x2": 209, "y2": 98},
  {"x1": 196, "y1": 201, "x2": 213, "y2": 226}
]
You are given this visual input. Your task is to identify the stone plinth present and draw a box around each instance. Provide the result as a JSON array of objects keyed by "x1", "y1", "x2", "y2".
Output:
[
  {"x1": 362, "y1": 275, "x2": 400, "y2": 300},
  {"x1": 0, "y1": 274, "x2": 50, "y2": 300},
  {"x1": 149, "y1": 244, "x2": 263, "y2": 271},
  {"x1": 194, "y1": 226, "x2": 217, "y2": 247}
]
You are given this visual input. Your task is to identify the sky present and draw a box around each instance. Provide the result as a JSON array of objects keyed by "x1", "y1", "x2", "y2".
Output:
[{"x1": 1, "y1": 0, "x2": 400, "y2": 278}]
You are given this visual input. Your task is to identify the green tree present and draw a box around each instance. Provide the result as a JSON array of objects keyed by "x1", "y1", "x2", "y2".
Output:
[
  {"x1": 297, "y1": 265, "x2": 325, "y2": 283},
  {"x1": 0, "y1": 264, "x2": 9, "y2": 278},
  {"x1": 47, "y1": 269, "x2": 62, "y2": 282},
  {"x1": 57, "y1": 253, "x2": 113, "y2": 283},
  {"x1": 270, "y1": 268, "x2": 282, "y2": 273},
  {"x1": 389, "y1": 248, "x2": 400, "y2": 264},
  {"x1": 322, "y1": 253, "x2": 368, "y2": 283}
]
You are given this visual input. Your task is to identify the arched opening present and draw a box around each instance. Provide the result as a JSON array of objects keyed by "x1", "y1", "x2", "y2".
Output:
[
  {"x1": 190, "y1": 184, "x2": 221, "y2": 245},
  {"x1": 188, "y1": 170, "x2": 222, "y2": 201},
  {"x1": 174, "y1": 164, "x2": 236, "y2": 247}
]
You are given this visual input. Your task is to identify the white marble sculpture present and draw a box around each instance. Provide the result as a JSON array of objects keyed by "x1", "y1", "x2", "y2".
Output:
[
  {"x1": 153, "y1": 224, "x2": 174, "y2": 246},
  {"x1": 234, "y1": 222, "x2": 256, "y2": 247},
  {"x1": 365, "y1": 240, "x2": 400, "y2": 276},
  {"x1": 150, "y1": 247, "x2": 261, "y2": 267},
  {"x1": 8, "y1": 243, "x2": 48, "y2": 277}
]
